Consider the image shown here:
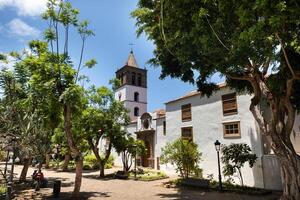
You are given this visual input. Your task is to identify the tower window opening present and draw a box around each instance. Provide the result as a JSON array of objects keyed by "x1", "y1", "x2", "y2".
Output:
[
  {"x1": 134, "y1": 107, "x2": 139, "y2": 116},
  {"x1": 134, "y1": 92, "x2": 139, "y2": 102},
  {"x1": 137, "y1": 73, "x2": 142, "y2": 86},
  {"x1": 132, "y1": 72, "x2": 136, "y2": 85}
]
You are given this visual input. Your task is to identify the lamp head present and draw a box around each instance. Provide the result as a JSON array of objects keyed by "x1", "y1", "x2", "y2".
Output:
[{"x1": 214, "y1": 140, "x2": 221, "y2": 152}]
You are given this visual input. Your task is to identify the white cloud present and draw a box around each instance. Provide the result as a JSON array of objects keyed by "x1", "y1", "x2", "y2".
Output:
[
  {"x1": 7, "y1": 18, "x2": 40, "y2": 37},
  {"x1": 0, "y1": 0, "x2": 47, "y2": 17}
]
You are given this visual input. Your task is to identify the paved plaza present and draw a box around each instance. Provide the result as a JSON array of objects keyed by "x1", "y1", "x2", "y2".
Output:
[{"x1": 7, "y1": 165, "x2": 281, "y2": 200}]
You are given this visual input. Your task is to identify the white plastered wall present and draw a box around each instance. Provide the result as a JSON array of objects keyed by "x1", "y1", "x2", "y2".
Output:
[{"x1": 165, "y1": 87, "x2": 264, "y2": 187}]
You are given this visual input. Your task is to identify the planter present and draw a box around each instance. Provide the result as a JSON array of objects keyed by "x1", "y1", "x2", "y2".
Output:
[
  {"x1": 114, "y1": 171, "x2": 129, "y2": 179},
  {"x1": 182, "y1": 178, "x2": 210, "y2": 189}
]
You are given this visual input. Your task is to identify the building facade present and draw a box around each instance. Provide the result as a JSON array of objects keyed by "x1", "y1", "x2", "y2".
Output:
[{"x1": 113, "y1": 51, "x2": 300, "y2": 190}]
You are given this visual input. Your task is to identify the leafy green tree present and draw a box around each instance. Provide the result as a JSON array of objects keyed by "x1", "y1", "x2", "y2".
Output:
[
  {"x1": 133, "y1": 1, "x2": 300, "y2": 199},
  {"x1": 221, "y1": 143, "x2": 257, "y2": 186},
  {"x1": 0, "y1": 62, "x2": 55, "y2": 182},
  {"x1": 4, "y1": 1, "x2": 97, "y2": 197},
  {"x1": 161, "y1": 139, "x2": 202, "y2": 178},
  {"x1": 114, "y1": 135, "x2": 146, "y2": 173},
  {"x1": 1, "y1": 1, "x2": 95, "y2": 195},
  {"x1": 82, "y1": 84, "x2": 130, "y2": 177}
]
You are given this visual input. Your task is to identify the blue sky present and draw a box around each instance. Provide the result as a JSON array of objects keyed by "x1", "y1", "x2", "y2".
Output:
[{"x1": 0, "y1": 0, "x2": 221, "y2": 111}]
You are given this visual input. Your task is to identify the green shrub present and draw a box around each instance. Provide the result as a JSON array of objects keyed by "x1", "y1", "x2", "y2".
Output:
[
  {"x1": 84, "y1": 154, "x2": 98, "y2": 169},
  {"x1": 161, "y1": 139, "x2": 202, "y2": 178},
  {"x1": 105, "y1": 155, "x2": 114, "y2": 169},
  {"x1": 0, "y1": 184, "x2": 6, "y2": 194},
  {"x1": 0, "y1": 151, "x2": 6, "y2": 161},
  {"x1": 83, "y1": 163, "x2": 92, "y2": 170},
  {"x1": 83, "y1": 154, "x2": 114, "y2": 169}
]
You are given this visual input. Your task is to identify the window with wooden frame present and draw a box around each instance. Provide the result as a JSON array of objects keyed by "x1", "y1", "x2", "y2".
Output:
[
  {"x1": 223, "y1": 121, "x2": 241, "y2": 138},
  {"x1": 163, "y1": 121, "x2": 166, "y2": 136},
  {"x1": 181, "y1": 104, "x2": 192, "y2": 121},
  {"x1": 181, "y1": 127, "x2": 193, "y2": 141},
  {"x1": 222, "y1": 93, "x2": 238, "y2": 115}
]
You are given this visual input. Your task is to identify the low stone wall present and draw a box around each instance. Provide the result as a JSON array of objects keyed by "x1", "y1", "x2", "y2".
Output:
[{"x1": 262, "y1": 155, "x2": 282, "y2": 190}]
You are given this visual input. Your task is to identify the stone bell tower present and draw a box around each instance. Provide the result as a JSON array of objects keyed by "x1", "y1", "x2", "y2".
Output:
[{"x1": 115, "y1": 50, "x2": 147, "y2": 120}]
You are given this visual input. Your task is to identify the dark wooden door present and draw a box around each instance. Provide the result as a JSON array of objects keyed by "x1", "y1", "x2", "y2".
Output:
[{"x1": 142, "y1": 140, "x2": 151, "y2": 167}]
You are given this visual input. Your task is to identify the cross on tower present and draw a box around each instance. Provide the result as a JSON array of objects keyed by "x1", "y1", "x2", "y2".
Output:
[{"x1": 129, "y1": 43, "x2": 135, "y2": 52}]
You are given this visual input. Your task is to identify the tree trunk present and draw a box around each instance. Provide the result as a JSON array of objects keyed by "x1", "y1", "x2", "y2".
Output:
[
  {"x1": 99, "y1": 162, "x2": 105, "y2": 178},
  {"x1": 72, "y1": 156, "x2": 83, "y2": 200},
  {"x1": 237, "y1": 168, "x2": 244, "y2": 186},
  {"x1": 62, "y1": 154, "x2": 71, "y2": 171},
  {"x1": 63, "y1": 103, "x2": 82, "y2": 198},
  {"x1": 248, "y1": 76, "x2": 300, "y2": 200},
  {"x1": 272, "y1": 135, "x2": 300, "y2": 200},
  {"x1": 19, "y1": 157, "x2": 32, "y2": 182},
  {"x1": 45, "y1": 153, "x2": 51, "y2": 169},
  {"x1": 279, "y1": 156, "x2": 300, "y2": 200}
]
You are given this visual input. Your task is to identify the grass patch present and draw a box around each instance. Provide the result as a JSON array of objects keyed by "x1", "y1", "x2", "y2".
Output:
[{"x1": 128, "y1": 169, "x2": 168, "y2": 181}]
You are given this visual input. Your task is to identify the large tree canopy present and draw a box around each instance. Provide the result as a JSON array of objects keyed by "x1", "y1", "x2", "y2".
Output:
[
  {"x1": 133, "y1": 0, "x2": 300, "y2": 97},
  {"x1": 133, "y1": 1, "x2": 300, "y2": 200}
]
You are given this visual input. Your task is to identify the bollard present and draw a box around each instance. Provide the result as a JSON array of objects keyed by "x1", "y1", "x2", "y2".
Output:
[{"x1": 53, "y1": 180, "x2": 61, "y2": 197}]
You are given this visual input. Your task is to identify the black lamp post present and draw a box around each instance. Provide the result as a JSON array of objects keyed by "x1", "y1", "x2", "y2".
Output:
[
  {"x1": 214, "y1": 140, "x2": 222, "y2": 192},
  {"x1": 133, "y1": 144, "x2": 137, "y2": 180},
  {"x1": 6, "y1": 137, "x2": 17, "y2": 200},
  {"x1": 4, "y1": 149, "x2": 10, "y2": 176}
]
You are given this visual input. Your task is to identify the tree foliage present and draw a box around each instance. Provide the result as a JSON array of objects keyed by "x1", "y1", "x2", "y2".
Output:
[
  {"x1": 114, "y1": 135, "x2": 146, "y2": 172},
  {"x1": 161, "y1": 139, "x2": 202, "y2": 178},
  {"x1": 133, "y1": 1, "x2": 300, "y2": 198},
  {"x1": 81, "y1": 83, "x2": 131, "y2": 177},
  {"x1": 221, "y1": 143, "x2": 257, "y2": 186}
]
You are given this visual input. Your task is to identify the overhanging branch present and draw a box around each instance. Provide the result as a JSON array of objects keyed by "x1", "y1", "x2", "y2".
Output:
[{"x1": 275, "y1": 32, "x2": 300, "y2": 80}]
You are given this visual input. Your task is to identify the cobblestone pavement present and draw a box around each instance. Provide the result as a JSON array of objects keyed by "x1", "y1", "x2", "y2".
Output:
[{"x1": 9, "y1": 165, "x2": 280, "y2": 200}]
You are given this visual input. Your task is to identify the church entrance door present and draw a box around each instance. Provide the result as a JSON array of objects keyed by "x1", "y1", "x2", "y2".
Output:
[{"x1": 136, "y1": 130, "x2": 155, "y2": 168}]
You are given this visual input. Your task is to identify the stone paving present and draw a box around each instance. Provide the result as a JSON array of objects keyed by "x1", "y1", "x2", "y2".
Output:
[{"x1": 8, "y1": 165, "x2": 281, "y2": 200}]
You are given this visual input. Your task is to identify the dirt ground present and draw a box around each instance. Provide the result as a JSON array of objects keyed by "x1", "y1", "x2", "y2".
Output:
[{"x1": 7, "y1": 164, "x2": 281, "y2": 200}]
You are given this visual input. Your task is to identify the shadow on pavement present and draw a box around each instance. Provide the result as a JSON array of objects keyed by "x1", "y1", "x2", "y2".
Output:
[
  {"x1": 156, "y1": 186, "x2": 281, "y2": 200},
  {"x1": 45, "y1": 191, "x2": 112, "y2": 199}
]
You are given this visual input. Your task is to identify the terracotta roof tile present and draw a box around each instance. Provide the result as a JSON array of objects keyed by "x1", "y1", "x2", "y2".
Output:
[{"x1": 165, "y1": 82, "x2": 226, "y2": 104}]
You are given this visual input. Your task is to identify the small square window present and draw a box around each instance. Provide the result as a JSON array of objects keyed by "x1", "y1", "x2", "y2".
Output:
[
  {"x1": 181, "y1": 127, "x2": 193, "y2": 141},
  {"x1": 223, "y1": 122, "x2": 241, "y2": 138}
]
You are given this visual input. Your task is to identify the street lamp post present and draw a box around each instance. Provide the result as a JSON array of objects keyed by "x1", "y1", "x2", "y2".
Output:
[
  {"x1": 214, "y1": 140, "x2": 222, "y2": 192},
  {"x1": 4, "y1": 149, "x2": 10, "y2": 176},
  {"x1": 133, "y1": 144, "x2": 137, "y2": 180},
  {"x1": 6, "y1": 138, "x2": 16, "y2": 200}
]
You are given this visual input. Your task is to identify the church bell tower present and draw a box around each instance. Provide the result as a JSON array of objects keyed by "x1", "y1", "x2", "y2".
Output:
[{"x1": 115, "y1": 51, "x2": 147, "y2": 121}]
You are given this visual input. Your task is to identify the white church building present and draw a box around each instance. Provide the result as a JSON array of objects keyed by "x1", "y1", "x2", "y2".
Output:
[{"x1": 112, "y1": 51, "x2": 300, "y2": 190}]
